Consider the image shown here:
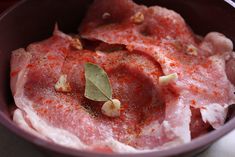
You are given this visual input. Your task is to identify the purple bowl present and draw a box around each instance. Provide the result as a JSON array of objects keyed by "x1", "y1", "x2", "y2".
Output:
[{"x1": 0, "y1": 0, "x2": 235, "y2": 157}]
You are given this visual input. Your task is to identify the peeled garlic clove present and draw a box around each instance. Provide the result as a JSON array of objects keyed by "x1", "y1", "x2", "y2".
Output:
[
  {"x1": 186, "y1": 44, "x2": 198, "y2": 56},
  {"x1": 102, "y1": 12, "x2": 111, "y2": 20},
  {"x1": 55, "y1": 74, "x2": 72, "y2": 92},
  {"x1": 70, "y1": 37, "x2": 83, "y2": 50},
  {"x1": 159, "y1": 73, "x2": 178, "y2": 85},
  {"x1": 101, "y1": 99, "x2": 121, "y2": 117},
  {"x1": 131, "y1": 12, "x2": 144, "y2": 24}
]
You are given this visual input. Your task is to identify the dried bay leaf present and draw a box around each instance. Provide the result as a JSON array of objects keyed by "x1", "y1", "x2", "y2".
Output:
[{"x1": 84, "y1": 63, "x2": 112, "y2": 101}]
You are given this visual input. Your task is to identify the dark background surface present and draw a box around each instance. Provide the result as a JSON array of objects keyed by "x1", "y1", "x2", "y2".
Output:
[
  {"x1": 0, "y1": 1, "x2": 55, "y2": 157},
  {"x1": 0, "y1": 0, "x2": 17, "y2": 13}
]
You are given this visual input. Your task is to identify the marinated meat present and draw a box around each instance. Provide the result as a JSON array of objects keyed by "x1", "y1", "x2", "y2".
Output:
[
  {"x1": 80, "y1": 0, "x2": 235, "y2": 129},
  {"x1": 11, "y1": 0, "x2": 235, "y2": 153}
]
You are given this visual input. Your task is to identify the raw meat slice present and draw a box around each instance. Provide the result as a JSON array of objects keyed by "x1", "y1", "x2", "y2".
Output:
[
  {"x1": 11, "y1": 29, "x2": 88, "y2": 150},
  {"x1": 11, "y1": 0, "x2": 235, "y2": 153},
  {"x1": 80, "y1": 0, "x2": 196, "y2": 47},
  {"x1": 12, "y1": 27, "x2": 186, "y2": 151},
  {"x1": 80, "y1": 0, "x2": 194, "y2": 146},
  {"x1": 13, "y1": 109, "x2": 47, "y2": 140},
  {"x1": 80, "y1": 0, "x2": 235, "y2": 130}
]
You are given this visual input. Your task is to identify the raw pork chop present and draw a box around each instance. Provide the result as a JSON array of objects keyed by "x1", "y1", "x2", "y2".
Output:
[
  {"x1": 80, "y1": 0, "x2": 235, "y2": 143},
  {"x1": 11, "y1": 27, "x2": 188, "y2": 151},
  {"x1": 11, "y1": 0, "x2": 235, "y2": 153}
]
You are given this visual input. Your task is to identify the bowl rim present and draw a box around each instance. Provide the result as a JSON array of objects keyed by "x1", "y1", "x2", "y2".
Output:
[{"x1": 0, "y1": 0, "x2": 235, "y2": 157}]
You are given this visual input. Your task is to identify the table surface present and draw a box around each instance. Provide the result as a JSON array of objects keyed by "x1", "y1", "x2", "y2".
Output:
[{"x1": 0, "y1": 1, "x2": 235, "y2": 157}]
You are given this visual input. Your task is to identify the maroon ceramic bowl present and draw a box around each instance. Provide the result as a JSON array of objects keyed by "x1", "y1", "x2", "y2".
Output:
[{"x1": 0, "y1": 0, "x2": 235, "y2": 157}]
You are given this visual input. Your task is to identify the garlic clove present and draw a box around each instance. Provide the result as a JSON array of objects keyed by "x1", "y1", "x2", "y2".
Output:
[
  {"x1": 159, "y1": 73, "x2": 178, "y2": 85},
  {"x1": 131, "y1": 12, "x2": 144, "y2": 24},
  {"x1": 55, "y1": 74, "x2": 72, "y2": 92},
  {"x1": 101, "y1": 99, "x2": 121, "y2": 118}
]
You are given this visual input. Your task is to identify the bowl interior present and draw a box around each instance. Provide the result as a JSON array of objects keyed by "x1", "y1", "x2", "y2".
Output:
[{"x1": 0, "y1": 0, "x2": 235, "y2": 157}]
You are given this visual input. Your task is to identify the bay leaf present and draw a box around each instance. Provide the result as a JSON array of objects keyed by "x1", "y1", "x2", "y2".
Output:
[{"x1": 84, "y1": 62, "x2": 112, "y2": 101}]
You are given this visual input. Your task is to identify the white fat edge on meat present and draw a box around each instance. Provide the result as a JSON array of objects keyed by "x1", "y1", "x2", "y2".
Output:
[
  {"x1": 15, "y1": 99, "x2": 141, "y2": 152},
  {"x1": 14, "y1": 94, "x2": 140, "y2": 152},
  {"x1": 14, "y1": 96, "x2": 86, "y2": 149},
  {"x1": 13, "y1": 109, "x2": 47, "y2": 140},
  {"x1": 141, "y1": 98, "x2": 191, "y2": 149},
  {"x1": 10, "y1": 48, "x2": 32, "y2": 96},
  {"x1": 140, "y1": 120, "x2": 188, "y2": 151},
  {"x1": 164, "y1": 97, "x2": 191, "y2": 142},
  {"x1": 139, "y1": 121, "x2": 181, "y2": 151},
  {"x1": 157, "y1": 122, "x2": 185, "y2": 150},
  {"x1": 200, "y1": 103, "x2": 228, "y2": 129},
  {"x1": 100, "y1": 138, "x2": 140, "y2": 153}
]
